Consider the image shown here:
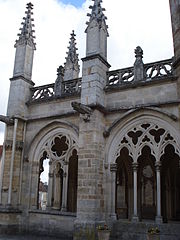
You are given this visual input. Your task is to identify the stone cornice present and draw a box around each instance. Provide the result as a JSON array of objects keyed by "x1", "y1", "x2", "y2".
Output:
[
  {"x1": 105, "y1": 75, "x2": 177, "y2": 93},
  {"x1": 173, "y1": 56, "x2": 180, "y2": 69},
  {"x1": 10, "y1": 75, "x2": 35, "y2": 86},
  {"x1": 82, "y1": 54, "x2": 111, "y2": 68}
]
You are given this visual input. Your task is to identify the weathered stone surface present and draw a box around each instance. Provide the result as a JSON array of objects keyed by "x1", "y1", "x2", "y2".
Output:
[{"x1": 1, "y1": 1, "x2": 180, "y2": 240}]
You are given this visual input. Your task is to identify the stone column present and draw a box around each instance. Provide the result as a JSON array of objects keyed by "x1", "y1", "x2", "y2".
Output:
[
  {"x1": 53, "y1": 164, "x2": 61, "y2": 210},
  {"x1": 110, "y1": 163, "x2": 117, "y2": 220},
  {"x1": 132, "y1": 162, "x2": 139, "y2": 222},
  {"x1": 47, "y1": 161, "x2": 53, "y2": 209},
  {"x1": 8, "y1": 118, "x2": 18, "y2": 205},
  {"x1": 61, "y1": 163, "x2": 68, "y2": 212},
  {"x1": 0, "y1": 125, "x2": 7, "y2": 205},
  {"x1": 155, "y1": 161, "x2": 163, "y2": 223}
]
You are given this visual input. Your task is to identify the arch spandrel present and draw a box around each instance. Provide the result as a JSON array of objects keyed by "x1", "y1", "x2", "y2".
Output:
[{"x1": 106, "y1": 113, "x2": 180, "y2": 164}]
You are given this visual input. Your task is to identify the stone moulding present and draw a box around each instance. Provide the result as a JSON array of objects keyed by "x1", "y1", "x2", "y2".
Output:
[
  {"x1": 29, "y1": 209, "x2": 76, "y2": 217},
  {"x1": 103, "y1": 107, "x2": 178, "y2": 138},
  {"x1": 26, "y1": 112, "x2": 79, "y2": 124},
  {"x1": 0, "y1": 208, "x2": 22, "y2": 214},
  {"x1": 82, "y1": 54, "x2": 111, "y2": 68},
  {"x1": 10, "y1": 75, "x2": 35, "y2": 86},
  {"x1": 4, "y1": 140, "x2": 24, "y2": 151}
]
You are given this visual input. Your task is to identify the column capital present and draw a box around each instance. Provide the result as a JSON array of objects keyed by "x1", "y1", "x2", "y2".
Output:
[
  {"x1": 132, "y1": 162, "x2": 138, "y2": 171},
  {"x1": 49, "y1": 161, "x2": 53, "y2": 166},
  {"x1": 63, "y1": 172, "x2": 67, "y2": 178},
  {"x1": 63, "y1": 161, "x2": 69, "y2": 166},
  {"x1": 49, "y1": 173, "x2": 54, "y2": 178},
  {"x1": 110, "y1": 163, "x2": 117, "y2": 172},
  {"x1": 155, "y1": 161, "x2": 161, "y2": 171}
]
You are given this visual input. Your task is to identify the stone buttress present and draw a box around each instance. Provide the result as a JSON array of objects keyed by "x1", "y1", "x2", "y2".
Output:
[
  {"x1": 74, "y1": 0, "x2": 110, "y2": 237},
  {"x1": 0, "y1": 2, "x2": 36, "y2": 212},
  {"x1": 169, "y1": 0, "x2": 180, "y2": 96}
]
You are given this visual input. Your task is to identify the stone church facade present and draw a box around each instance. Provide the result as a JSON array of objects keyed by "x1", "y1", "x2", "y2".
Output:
[{"x1": 0, "y1": 0, "x2": 180, "y2": 239}]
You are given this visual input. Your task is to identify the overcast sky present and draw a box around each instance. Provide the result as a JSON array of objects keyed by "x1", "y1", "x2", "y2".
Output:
[{"x1": 0, "y1": 0, "x2": 174, "y2": 145}]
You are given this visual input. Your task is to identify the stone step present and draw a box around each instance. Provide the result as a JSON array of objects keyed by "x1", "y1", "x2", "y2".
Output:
[{"x1": 110, "y1": 220, "x2": 180, "y2": 240}]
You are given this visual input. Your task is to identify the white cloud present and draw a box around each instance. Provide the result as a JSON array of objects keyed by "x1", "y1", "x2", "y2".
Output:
[{"x1": 0, "y1": 0, "x2": 174, "y2": 144}]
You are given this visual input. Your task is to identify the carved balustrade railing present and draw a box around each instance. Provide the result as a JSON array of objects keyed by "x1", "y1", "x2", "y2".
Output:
[
  {"x1": 106, "y1": 58, "x2": 174, "y2": 87},
  {"x1": 30, "y1": 78, "x2": 82, "y2": 102},
  {"x1": 29, "y1": 59, "x2": 174, "y2": 102},
  {"x1": 107, "y1": 66, "x2": 134, "y2": 86},
  {"x1": 144, "y1": 58, "x2": 173, "y2": 80},
  {"x1": 62, "y1": 78, "x2": 82, "y2": 94},
  {"x1": 31, "y1": 83, "x2": 55, "y2": 101}
]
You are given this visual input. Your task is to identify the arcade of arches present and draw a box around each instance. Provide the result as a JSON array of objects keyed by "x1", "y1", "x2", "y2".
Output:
[
  {"x1": 34, "y1": 121, "x2": 180, "y2": 223},
  {"x1": 112, "y1": 121, "x2": 180, "y2": 223}
]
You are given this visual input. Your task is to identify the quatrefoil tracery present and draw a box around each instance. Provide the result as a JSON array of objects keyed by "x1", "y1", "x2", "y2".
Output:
[
  {"x1": 51, "y1": 136, "x2": 69, "y2": 158},
  {"x1": 41, "y1": 134, "x2": 77, "y2": 163}
]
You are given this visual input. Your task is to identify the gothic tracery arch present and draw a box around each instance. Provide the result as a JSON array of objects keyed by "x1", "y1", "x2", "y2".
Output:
[
  {"x1": 107, "y1": 115, "x2": 180, "y2": 165},
  {"x1": 106, "y1": 113, "x2": 180, "y2": 222},
  {"x1": 28, "y1": 123, "x2": 79, "y2": 212}
]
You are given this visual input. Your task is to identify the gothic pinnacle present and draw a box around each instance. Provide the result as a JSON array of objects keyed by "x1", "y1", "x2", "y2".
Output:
[
  {"x1": 86, "y1": 0, "x2": 108, "y2": 35},
  {"x1": 15, "y1": 2, "x2": 36, "y2": 50},
  {"x1": 64, "y1": 30, "x2": 80, "y2": 80}
]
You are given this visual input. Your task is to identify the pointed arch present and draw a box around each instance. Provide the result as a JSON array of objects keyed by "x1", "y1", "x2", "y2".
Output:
[
  {"x1": 105, "y1": 110, "x2": 180, "y2": 221},
  {"x1": 27, "y1": 121, "x2": 79, "y2": 211},
  {"x1": 106, "y1": 111, "x2": 180, "y2": 164}
]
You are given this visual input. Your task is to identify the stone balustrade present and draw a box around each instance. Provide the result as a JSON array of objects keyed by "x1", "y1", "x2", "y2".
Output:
[
  {"x1": 29, "y1": 58, "x2": 174, "y2": 103},
  {"x1": 106, "y1": 58, "x2": 174, "y2": 88},
  {"x1": 29, "y1": 78, "x2": 81, "y2": 103}
]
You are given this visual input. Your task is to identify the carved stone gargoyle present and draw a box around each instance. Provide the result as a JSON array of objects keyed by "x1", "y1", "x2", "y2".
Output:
[
  {"x1": 0, "y1": 115, "x2": 14, "y2": 125},
  {"x1": 71, "y1": 102, "x2": 92, "y2": 122}
]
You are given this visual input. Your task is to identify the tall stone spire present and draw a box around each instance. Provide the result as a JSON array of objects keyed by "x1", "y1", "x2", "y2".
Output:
[
  {"x1": 85, "y1": 0, "x2": 108, "y2": 59},
  {"x1": 15, "y1": 2, "x2": 36, "y2": 49},
  {"x1": 64, "y1": 30, "x2": 80, "y2": 81},
  {"x1": 86, "y1": 0, "x2": 108, "y2": 32},
  {"x1": 13, "y1": 2, "x2": 36, "y2": 80},
  {"x1": 8, "y1": 2, "x2": 36, "y2": 117},
  {"x1": 169, "y1": 0, "x2": 180, "y2": 63}
]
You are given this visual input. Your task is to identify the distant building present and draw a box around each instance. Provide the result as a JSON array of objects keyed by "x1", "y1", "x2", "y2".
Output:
[
  {"x1": 38, "y1": 181, "x2": 48, "y2": 210},
  {"x1": 0, "y1": 0, "x2": 180, "y2": 239}
]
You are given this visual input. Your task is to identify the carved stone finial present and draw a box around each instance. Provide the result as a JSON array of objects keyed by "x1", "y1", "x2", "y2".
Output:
[
  {"x1": 134, "y1": 46, "x2": 145, "y2": 82},
  {"x1": 135, "y1": 46, "x2": 143, "y2": 59},
  {"x1": 57, "y1": 65, "x2": 64, "y2": 77},
  {"x1": 64, "y1": 30, "x2": 80, "y2": 81},
  {"x1": 86, "y1": 0, "x2": 108, "y2": 35},
  {"x1": 54, "y1": 65, "x2": 64, "y2": 97},
  {"x1": 15, "y1": 2, "x2": 36, "y2": 50}
]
